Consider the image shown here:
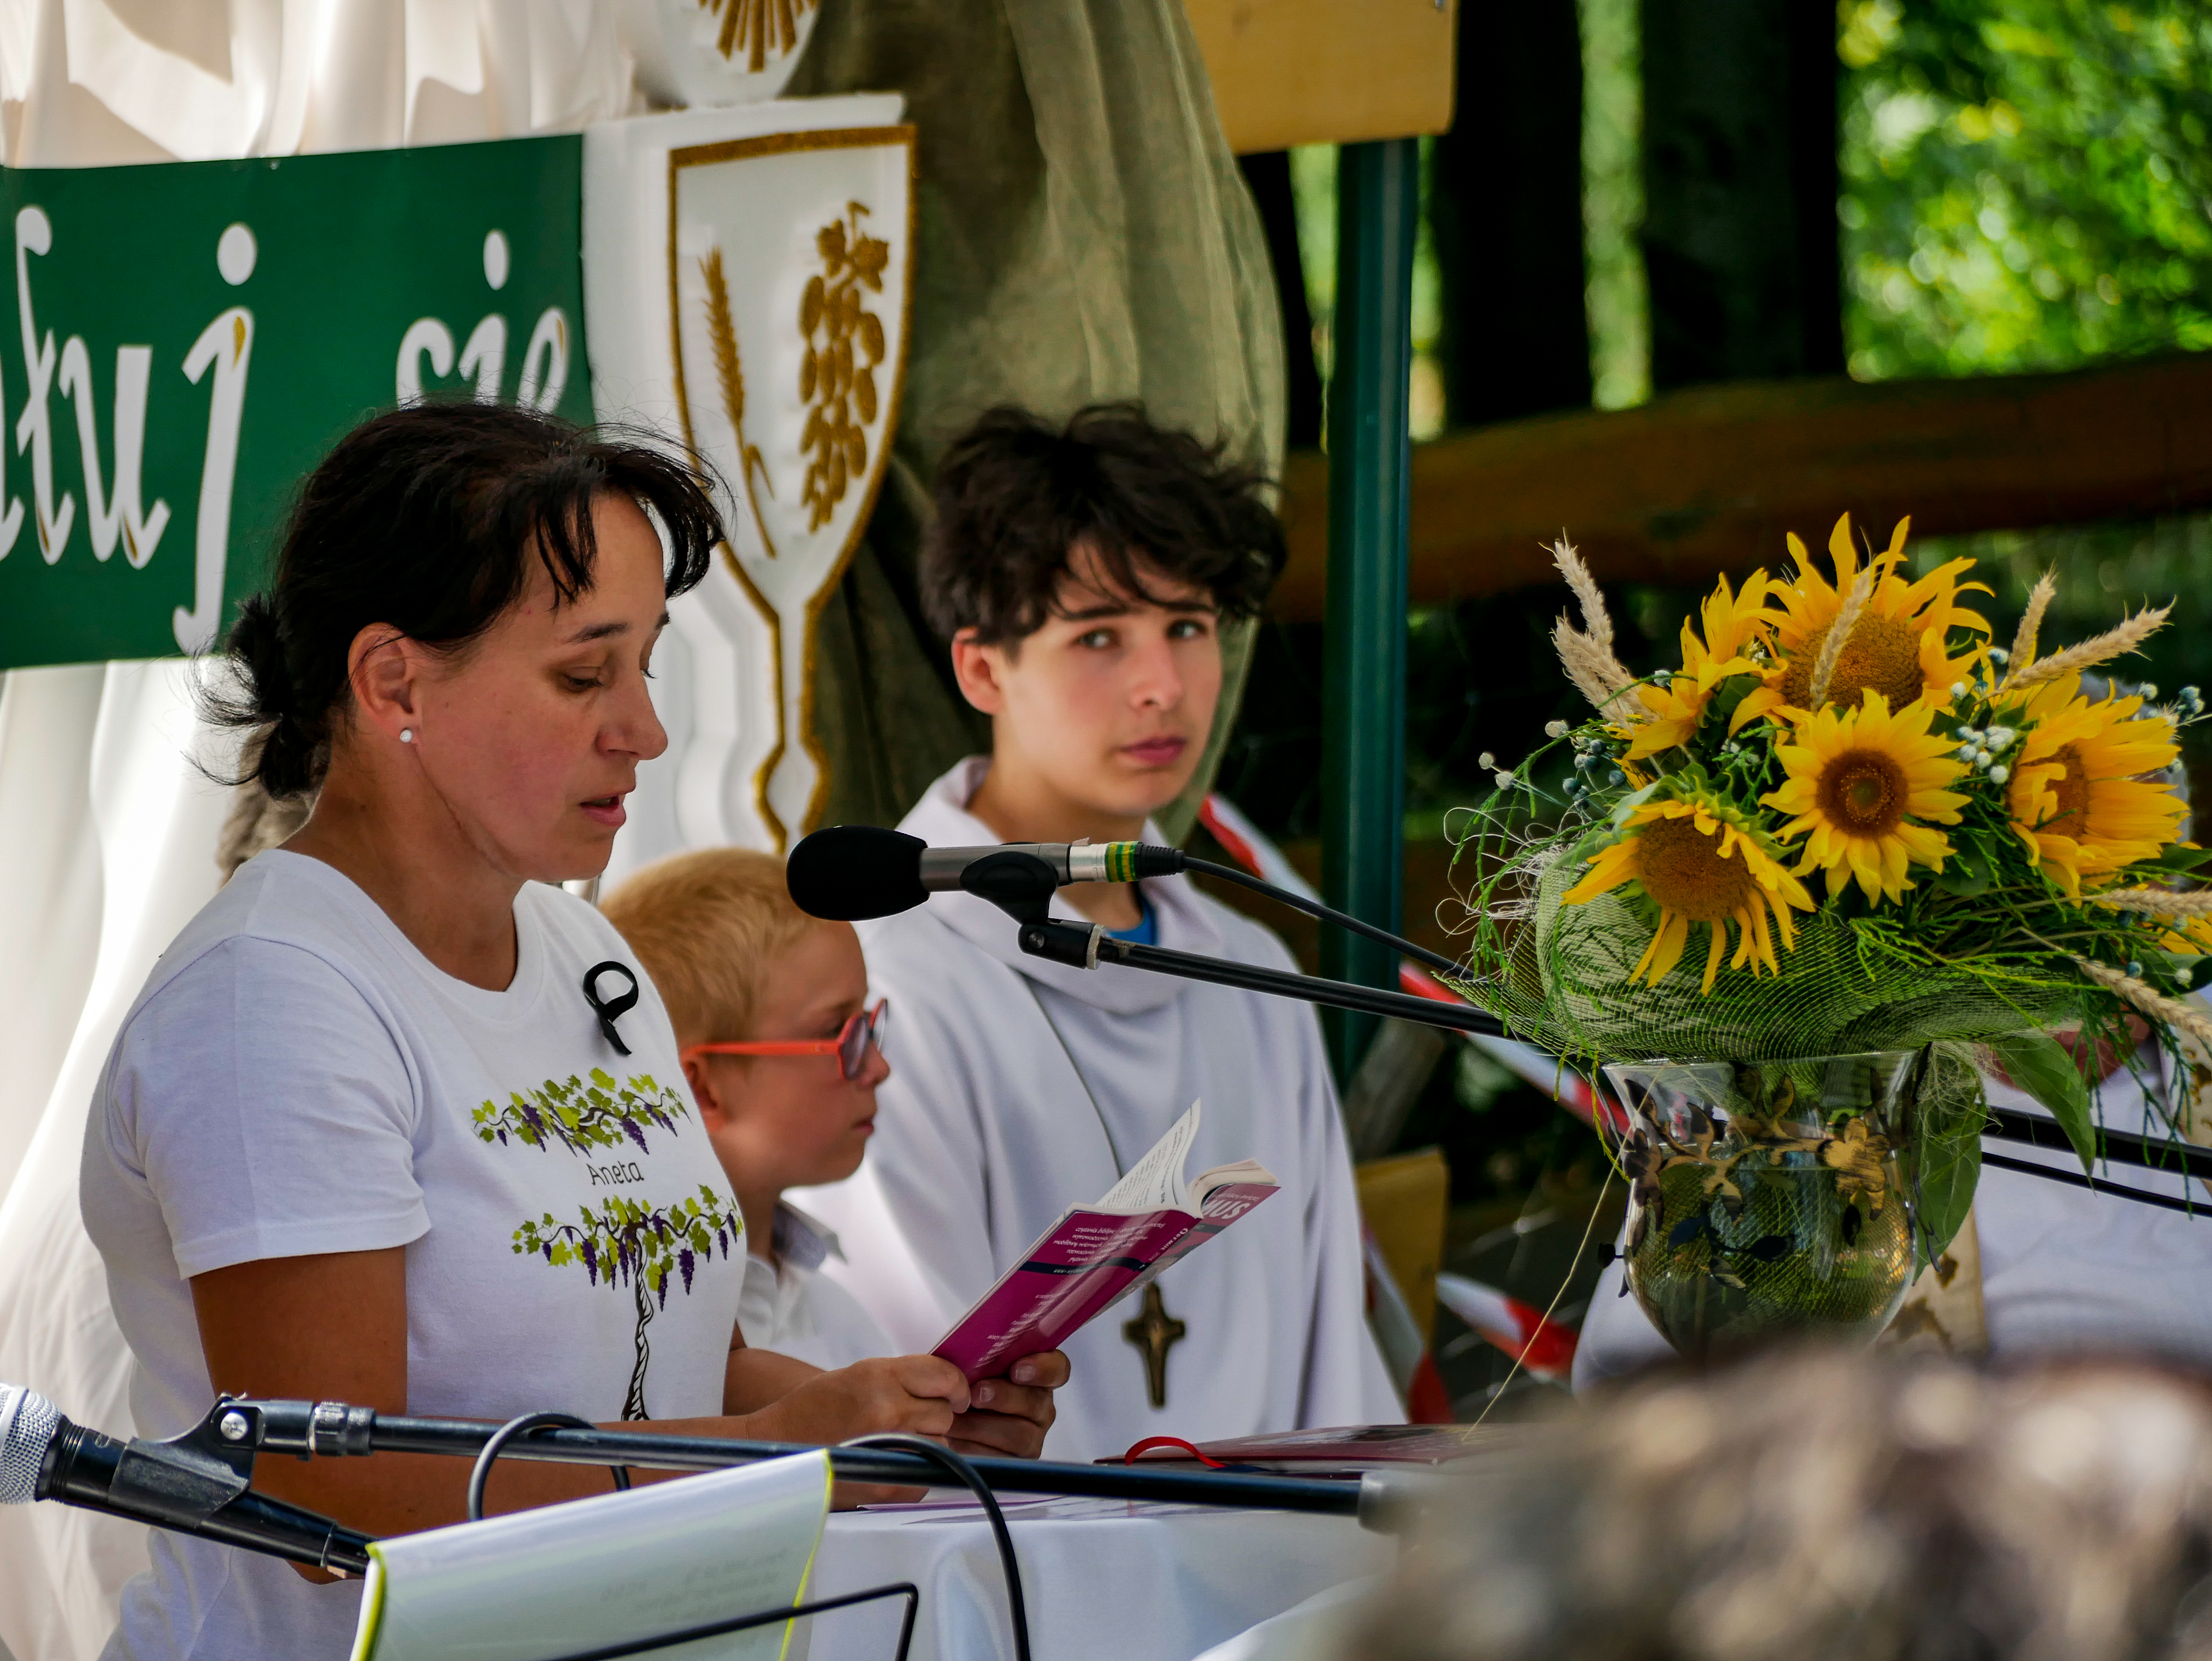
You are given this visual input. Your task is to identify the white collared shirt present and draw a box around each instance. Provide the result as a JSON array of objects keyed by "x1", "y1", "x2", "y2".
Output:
[{"x1": 737, "y1": 1200, "x2": 896, "y2": 1370}]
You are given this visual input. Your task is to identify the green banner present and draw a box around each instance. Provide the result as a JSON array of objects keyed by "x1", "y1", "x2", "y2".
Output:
[{"x1": 0, "y1": 136, "x2": 591, "y2": 671}]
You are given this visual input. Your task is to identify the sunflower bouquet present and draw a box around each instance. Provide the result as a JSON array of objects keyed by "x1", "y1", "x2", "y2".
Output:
[{"x1": 1458, "y1": 516, "x2": 2211, "y2": 1299}]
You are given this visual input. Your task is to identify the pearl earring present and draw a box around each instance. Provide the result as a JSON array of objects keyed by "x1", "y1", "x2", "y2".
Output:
[{"x1": 400, "y1": 728, "x2": 415, "y2": 744}]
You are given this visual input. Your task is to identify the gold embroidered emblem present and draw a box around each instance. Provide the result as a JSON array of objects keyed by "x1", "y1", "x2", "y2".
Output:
[
  {"x1": 798, "y1": 203, "x2": 889, "y2": 531},
  {"x1": 696, "y1": 0, "x2": 820, "y2": 73}
]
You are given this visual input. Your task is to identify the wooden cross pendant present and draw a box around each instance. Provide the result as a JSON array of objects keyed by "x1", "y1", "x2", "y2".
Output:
[{"x1": 1122, "y1": 1283, "x2": 1187, "y2": 1410}]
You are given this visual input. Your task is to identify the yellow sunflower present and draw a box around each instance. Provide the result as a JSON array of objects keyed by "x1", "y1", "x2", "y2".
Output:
[
  {"x1": 1561, "y1": 798, "x2": 1815, "y2": 994},
  {"x1": 1623, "y1": 571, "x2": 1777, "y2": 761},
  {"x1": 2001, "y1": 674, "x2": 2187, "y2": 895},
  {"x1": 1732, "y1": 513, "x2": 1989, "y2": 729},
  {"x1": 1764, "y1": 692, "x2": 1968, "y2": 902}
]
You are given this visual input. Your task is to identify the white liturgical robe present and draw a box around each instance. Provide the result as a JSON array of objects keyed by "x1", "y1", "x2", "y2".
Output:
[{"x1": 793, "y1": 758, "x2": 1402, "y2": 1462}]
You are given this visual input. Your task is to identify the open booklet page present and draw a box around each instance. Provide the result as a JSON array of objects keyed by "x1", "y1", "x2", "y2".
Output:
[
  {"x1": 933, "y1": 1100, "x2": 1281, "y2": 1381},
  {"x1": 351, "y1": 1450, "x2": 831, "y2": 1661}
]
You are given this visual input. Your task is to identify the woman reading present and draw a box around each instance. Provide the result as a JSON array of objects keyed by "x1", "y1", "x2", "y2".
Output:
[{"x1": 79, "y1": 404, "x2": 1067, "y2": 1661}]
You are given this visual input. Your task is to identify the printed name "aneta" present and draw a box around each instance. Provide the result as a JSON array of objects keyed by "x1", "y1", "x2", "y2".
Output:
[{"x1": 588, "y1": 1161, "x2": 645, "y2": 1186}]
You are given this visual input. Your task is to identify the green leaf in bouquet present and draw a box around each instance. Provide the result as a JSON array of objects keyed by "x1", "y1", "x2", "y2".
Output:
[
  {"x1": 1705, "y1": 673, "x2": 1759, "y2": 734},
  {"x1": 1985, "y1": 1028, "x2": 2096, "y2": 1172},
  {"x1": 1607, "y1": 779, "x2": 1662, "y2": 827},
  {"x1": 2134, "y1": 843, "x2": 2212, "y2": 881},
  {"x1": 1908, "y1": 1043, "x2": 1986, "y2": 1266},
  {"x1": 1934, "y1": 837, "x2": 1995, "y2": 898}
]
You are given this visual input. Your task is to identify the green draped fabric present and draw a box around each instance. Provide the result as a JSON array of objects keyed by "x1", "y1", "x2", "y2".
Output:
[{"x1": 787, "y1": 0, "x2": 1288, "y2": 841}]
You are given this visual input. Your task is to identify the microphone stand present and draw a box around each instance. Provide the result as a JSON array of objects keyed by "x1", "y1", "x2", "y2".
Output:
[
  {"x1": 210, "y1": 1396, "x2": 1380, "y2": 1519},
  {"x1": 1018, "y1": 917, "x2": 1506, "y2": 1035},
  {"x1": 958, "y1": 849, "x2": 1508, "y2": 1038}
]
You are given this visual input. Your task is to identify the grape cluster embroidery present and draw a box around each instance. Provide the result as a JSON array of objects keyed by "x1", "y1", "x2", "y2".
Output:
[
  {"x1": 478, "y1": 1070, "x2": 739, "y2": 1420},
  {"x1": 472, "y1": 1068, "x2": 687, "y2": 1155}
]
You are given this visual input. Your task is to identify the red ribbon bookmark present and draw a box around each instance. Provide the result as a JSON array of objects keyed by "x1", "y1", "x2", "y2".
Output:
[{"x1": 1120, "y1": 1436, "x2": 1227, "y2": 1468}]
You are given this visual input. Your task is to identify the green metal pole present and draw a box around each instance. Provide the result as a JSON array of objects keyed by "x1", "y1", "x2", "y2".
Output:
[{"x1": 1320, "y1": 138, "x2": 1418, "y2": 1086}]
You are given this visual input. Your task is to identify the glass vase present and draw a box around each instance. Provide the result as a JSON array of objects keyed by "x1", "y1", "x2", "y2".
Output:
[{"x1": 1601, "y1": 1050, "x2": 1921, "y2": 1356}]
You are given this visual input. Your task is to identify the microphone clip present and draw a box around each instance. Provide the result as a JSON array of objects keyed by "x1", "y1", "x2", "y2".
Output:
[
  {"x1": 45, "y1": 1395, "x2": 262, "y2": 1527},
  {"x1": 960, "y1": 849, "x2": 1062, "y2": 926}
]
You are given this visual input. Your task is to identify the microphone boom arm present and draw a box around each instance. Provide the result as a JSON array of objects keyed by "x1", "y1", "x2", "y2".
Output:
[{"x1": 1014, "y1": 917, "x2": 1508, "y2": 1036}]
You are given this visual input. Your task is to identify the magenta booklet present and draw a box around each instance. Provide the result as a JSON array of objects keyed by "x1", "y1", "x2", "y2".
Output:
[{"x1": 931, "y1": 1102, "x2": 1278, "y2": 1382}]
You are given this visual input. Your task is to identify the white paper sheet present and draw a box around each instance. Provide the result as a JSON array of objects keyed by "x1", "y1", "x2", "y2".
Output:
[
  {"x1": 1094, "y1": 1101, "x2": 1203, "y2": 1214},
  {"x1": 351, "y1": 1450, "x2": 832, "y2": 1661}
]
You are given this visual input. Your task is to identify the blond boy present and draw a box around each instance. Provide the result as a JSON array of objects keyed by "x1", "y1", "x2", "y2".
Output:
[{"x1": 604, "y1": 849, "x2": 896, "y2": 1369}]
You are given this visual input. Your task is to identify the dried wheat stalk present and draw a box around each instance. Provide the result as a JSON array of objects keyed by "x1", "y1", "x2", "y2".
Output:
[
  {"x1": 1550, "y1": 536, "x2": 1641, "y2": 718},
  {"x1": 2090, "y1": 888, "x2": 2212, "y2": 919},
  {"x1": 2005, "y1": 571, "x2": 2059, "y2": 679},
  {"x1": 701, "y1": 249, "x2": 747, "y2": 432},
  {"x1": 1807, "y1": 565, "x2": 1877, "y2": 709},
  {"x1": 2074, "y1": 954, "x2": 2212, "y2": 1047},
  {"x1": 2004, "y1": 603, "x2": 2172, "y2": 692},
  {"x1": 1554, "y1": 535, "x2": 1616, "y2": 657},
  {"x1": 1554, "y1": 618, "x2": 1633, "y2": 716},
  {"x1": 699, "y1": 248, "x2": 777, "y2": 545}
]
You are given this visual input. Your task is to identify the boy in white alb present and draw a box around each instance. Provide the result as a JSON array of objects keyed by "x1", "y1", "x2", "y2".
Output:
[
  {"x1": 605, "y1": 847, "x2": 896, "y2": 1372},
  {"x1": 83, "y1": 852, "x2": 745, "y2": 1659},
  {"x1": 791, "y1": 406, "x2": 1400, "y2": 1461}
]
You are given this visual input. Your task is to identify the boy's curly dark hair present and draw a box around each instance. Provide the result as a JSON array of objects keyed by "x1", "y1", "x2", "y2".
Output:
[{"x1": 919, "y1": 403, "x2": 1286, "y2": 646}]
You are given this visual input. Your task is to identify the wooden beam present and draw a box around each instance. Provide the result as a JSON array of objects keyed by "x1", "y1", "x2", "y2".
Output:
[
  {"x1": 1269, "y1": 355, "x2": 2212, "y2": 622},
  {"x1": 1181, "y1": 0, "x2": 1459, "y2": 155}
]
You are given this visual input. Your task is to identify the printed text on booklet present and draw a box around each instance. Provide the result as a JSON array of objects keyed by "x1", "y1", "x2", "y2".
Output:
[{"x1": 931, "y1": 1102, "x2": 1278, "y2": 1382}]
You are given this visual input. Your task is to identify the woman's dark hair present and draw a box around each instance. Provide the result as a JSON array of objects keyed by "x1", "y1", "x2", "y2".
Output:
[
  {"x1": 919, "y1": 403, "x2": 1285, "y2": 646},
  {"x1": 209, "y1": 402, "x2": 724, "y2": 799}
]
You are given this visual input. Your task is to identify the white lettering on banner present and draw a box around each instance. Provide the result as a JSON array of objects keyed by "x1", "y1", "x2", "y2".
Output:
[
  {"x1": 459, "y1": 313, "x2": 506, "y2": 403},
  {"x1": 175, "y1": 307, "x2": 253, "y2": 654},
  {"x1": 0, "y1": 324, "x2": 24, "y2": 561},
  {"x1": 396, "y1": 229, "x2": 567, "y2": 413},
  {"x1": 58, "y1": 339, "x2": 171, "y2": 567},
  {"x1": 13, "y1": 208, "x2": 75, "y2": 563},
  {"x1": 518, "y1": 308, "x2": 569, "y2": 413},
  {"x1": 397, "y1": 317, "x2": 457, "y2": 406}
]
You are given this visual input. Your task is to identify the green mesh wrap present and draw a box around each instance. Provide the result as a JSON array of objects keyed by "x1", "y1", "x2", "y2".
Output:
[{"x1": 1461, "y1": 848, "x2": 2090, "y2": 1065}]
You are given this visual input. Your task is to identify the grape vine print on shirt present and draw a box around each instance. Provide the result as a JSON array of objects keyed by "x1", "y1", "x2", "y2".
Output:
[
  {"x1": 476, "y1": 1070, "x2": 742, "y2": 1420},
  {"x1": 472, "y1": 1068, "x2": 689, "y2": 1155}
]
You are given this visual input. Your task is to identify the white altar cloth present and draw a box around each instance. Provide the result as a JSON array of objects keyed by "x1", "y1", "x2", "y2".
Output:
[{"x1": 791, "y1": 1493, "x2": 1394, "y2": 1661}]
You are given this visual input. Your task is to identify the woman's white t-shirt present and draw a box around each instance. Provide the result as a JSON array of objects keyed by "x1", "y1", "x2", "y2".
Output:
[{"x1": 81, "y1": 851, "x2": 746, "y2": 1661}]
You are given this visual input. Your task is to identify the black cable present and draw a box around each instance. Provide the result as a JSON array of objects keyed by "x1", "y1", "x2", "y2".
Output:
[
  {"x1": 467, "y1": 1413, "x2": 630, "y2": 1522},
  {"x1": 1983, "y1": 1104, "x2": 2212, "y2": 1184},
  {"x1": 1180, "y1": 854, "x2": 1468, "y2": 980},
  {"x1": 1979, "y1": 1149, "x2": 2210, "y2": 1217},
  {"x1": 538, "y1": 1584, "x2": 921, "y2": 1661},
  {"x1": 840, "y1": 1433, "x2": 1030, "y2": 1661}
]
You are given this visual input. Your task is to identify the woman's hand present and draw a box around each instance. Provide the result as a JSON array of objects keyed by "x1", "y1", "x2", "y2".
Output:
[
  {"x1": 947, "y1": 1350, "x2": 1069, "y2": 1461},
  {"x1": 739, "y1": 1354, "x2": 970, "y2": 1446}
]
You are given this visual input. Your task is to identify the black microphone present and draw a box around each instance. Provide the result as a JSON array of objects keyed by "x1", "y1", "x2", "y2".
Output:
[
  {"x1": 786, "y1": 824, "x2": 1184, "y2": 921},
  {"x1": 2, "y1": 1383, "x2": 372, "y2": 1575}
]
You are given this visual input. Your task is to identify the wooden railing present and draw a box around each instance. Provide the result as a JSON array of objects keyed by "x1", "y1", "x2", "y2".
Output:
[{"x1": 1267, "y1": 353, "x2": 2212, "y2": 622}]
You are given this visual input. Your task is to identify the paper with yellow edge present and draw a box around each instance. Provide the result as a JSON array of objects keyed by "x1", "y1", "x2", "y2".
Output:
[{"x1": 349, "y1": 1448, "x2": 831, "y2": 1661}]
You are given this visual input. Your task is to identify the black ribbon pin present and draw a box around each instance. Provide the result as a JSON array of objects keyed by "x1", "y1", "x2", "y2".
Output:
[{"x1": 581, "y1": 961, "x2": 640, "y2": 1057}]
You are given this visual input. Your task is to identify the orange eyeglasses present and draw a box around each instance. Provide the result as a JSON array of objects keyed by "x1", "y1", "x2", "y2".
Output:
[{"x1": 680, "y1": 1001, "x2": 889, "y2": 1081}]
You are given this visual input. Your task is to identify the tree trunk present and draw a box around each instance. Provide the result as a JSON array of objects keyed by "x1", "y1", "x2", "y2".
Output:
[
  {"x1": 1642, "y1": 0, "x2": 1843, "y2": 390},
  {"x1": 1431, "y1": 0, "x2": 1593, "y2": 427}
]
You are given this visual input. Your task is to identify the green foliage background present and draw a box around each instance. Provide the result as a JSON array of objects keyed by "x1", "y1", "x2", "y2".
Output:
[{"x1": 1840, "y1": 0, "x2": 2212, "y2": 381}]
